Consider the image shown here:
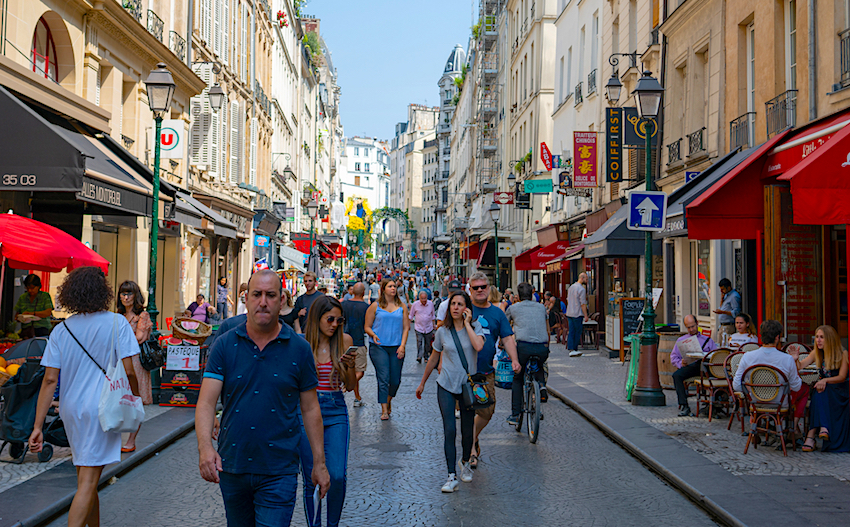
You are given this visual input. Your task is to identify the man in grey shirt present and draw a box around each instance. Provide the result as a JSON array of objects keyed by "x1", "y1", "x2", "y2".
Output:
[
  {"x1": 566, "y1": 273, "x2": 590, "y2": 357},
  {"x1": 505, "y1": 282, "x2": 550, "y2": 424}
]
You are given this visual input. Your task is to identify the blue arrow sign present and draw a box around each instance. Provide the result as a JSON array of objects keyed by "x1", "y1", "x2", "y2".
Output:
[{"x1": 627, "y1": 190, "x2": 668, "y2": 232}]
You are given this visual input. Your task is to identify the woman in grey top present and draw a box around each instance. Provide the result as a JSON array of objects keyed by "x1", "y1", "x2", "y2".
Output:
[
  {"x1": 416, "y1": 292, "x2": 484, "y2": 493},
  {"x1": 505, "y1": 282, "x2": 550, "y2": 424}
]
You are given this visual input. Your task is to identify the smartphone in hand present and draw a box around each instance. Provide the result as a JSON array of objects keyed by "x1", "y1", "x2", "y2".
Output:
[{"x1": 342, "y1": 346, "x2": 358, "y2": 358}]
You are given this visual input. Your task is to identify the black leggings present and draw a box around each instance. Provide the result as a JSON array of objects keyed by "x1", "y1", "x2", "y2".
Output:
[{"x1": 437, "y1": 384, "x2": 475, "y2": 474}]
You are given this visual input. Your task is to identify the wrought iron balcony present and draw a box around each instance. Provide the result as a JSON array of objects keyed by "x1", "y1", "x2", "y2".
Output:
[
  {"x1": 123, "y1": 0, "x2": 142, "y2": 23},
  {"x1": 649, "y1": 27, "x2": 660, "y2": 46},
  {"x1": 667, "y1": 138, "x2": 682, "y2": 165},
  {"x1": 765, "y1": 90, "x2": 797, "y2": 138},
  {"x1": 435, "y1": 201, "x2": 448, "y2": 213},
  {"x1": 147, "y1": 9, "x2": 164, "y2": 42},
  {"x1": 730, "y1": 112, "x2": 755, "y2": 151},
  {"x1": 587, "y1": 69, "x2": 597, "y2": 95},
  {"x1": 439, "y1": 124, "x2": 451, "y2": 133},
  {"x1": 438, "y1": 170, "x2": 450, "y2": 181},
  {"x1": 841, "y1": 29, "x2": 850, "y2": 87},
  {"x1": 255, "y1": 80, "x2": 271, "y2": 116},
  {"x1": 687, "y1": 127, "x2": 706, "y2": 156},
  {"x1": 169, "y1": 31, "x2": 186, "y2": 61},
  {"x1": 574, "y1": 82, "x2": 583, "y2": 106}
]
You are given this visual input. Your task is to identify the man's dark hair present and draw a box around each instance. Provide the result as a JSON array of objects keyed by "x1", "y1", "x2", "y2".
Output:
[
  {"x1": 719, "y1": 278, "x2": 732, "y2": 289},
  {"x1": 57, "y1": 266, "x2": 113, "y2": 314},
  {"x1": 23, "y1": 274, "x2": 41, "y2": 289},
  {"x1": 517, "y1": 282, "x2": 533, "y2": 301},
  {"x1": 759, "y1": 319, "x2": 783, "y2": 344}
]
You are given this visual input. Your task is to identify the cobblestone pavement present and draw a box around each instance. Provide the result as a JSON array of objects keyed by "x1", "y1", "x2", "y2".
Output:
[
  {"x1": 548, "y1": 344, "x2": 850, "y2": 479},
  {"x1": 46, "y1": 338, "x2": 717, "y2": 527},
  {"x1": 0, "y1": 404, "x2": 172, "y2": 493}
]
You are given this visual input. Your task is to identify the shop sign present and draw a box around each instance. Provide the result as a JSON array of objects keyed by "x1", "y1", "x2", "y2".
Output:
[
  {"x1": 573, "y1": 132, "x2": 597, "y2": 188},
  {"x1": 606, "y1": 107, "x2": 623, "y2": 182},
  {"x1": 515, "y1": 192, "x2": 531, "y2": 209},
  {"x1": 560, "y1": 188, "x2": 592, "y2": 198},
  {"x1": 685, "y1": 171, "x2": 700, "y2": 182},
  {"x1": 159, "y1": 119, "x2": 184, "y2": 159},
  {"x1": 76, "y1": 176, "x2": 148, "y2": 215},
  {"x1": 523, "y1": 179, "x2": 553, "y2": 193},
  {"x1": 551, "y1": 154, "x2": 562, "y2": 169},
  {"x1": 493, "y1": 191, "x2": 514, "y2": 204},
  {"x1": 623, "y1": 108, "x2": 658, "y2": 147},
  {"x1": 255, "y1": 235, "x2": 270, "y2": 247},
  {"x1": 166, "y1": 346, "x2": 200, "y2": 371},
  {"x1": 764, "y1": 130, "x2": 838, "y2": 178},
  {"x1": 535, "y1": 241, "x2": 570, "y2": 262},
  {"x1": 498, "y1": 244, "x2": 513, "y2": 257},
  {"x1": 540, "y1": 142, "x2": 553, "y2": 171},
  {"x1": 546, "y1": 261, "x2": 561, "y2": 273},
  {"x1": 661, "y1": 217, "x2": 686, "y2": 236}
]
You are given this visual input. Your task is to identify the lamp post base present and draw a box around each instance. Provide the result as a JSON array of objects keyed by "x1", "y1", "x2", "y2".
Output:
[
  {"x1": 631, "y1": 339, "x2": 666, "y2": 406},
  {"x1": 630, "y1": 386, "x2": 666, "y2": 406}
]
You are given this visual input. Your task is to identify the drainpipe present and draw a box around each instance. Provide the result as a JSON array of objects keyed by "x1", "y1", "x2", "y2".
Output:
[
  {"x1": 808, "y1": 0, "x2": 817, "y2": 121},
  {"x1": 185, "y1": 0, "x2": 193, "y2": 67}
]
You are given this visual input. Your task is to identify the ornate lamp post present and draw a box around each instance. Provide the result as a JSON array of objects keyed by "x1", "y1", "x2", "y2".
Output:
[
  {"x1": 630, "y1": 70, "x2": 665, "y2": 407},
  {"x1": 488, "y1": 202, "x2": 501, "y2": 292},
  {"x1": 307, "y1": 199, "x2": 319, "y2": 258}
]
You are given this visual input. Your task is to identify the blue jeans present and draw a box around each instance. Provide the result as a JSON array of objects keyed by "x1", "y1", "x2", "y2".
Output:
[
  {"x1": 369, "y1": 344, "x2": 404, "y2": 404},
  {"x1": 217, "y1": 301, "x2": 229, "y2": 319},
  {"x1": 567, "y1": 316, "x2": 583, "y2": 351},
  {"x1": 298, "y1": 391, "x2": 350, "y2": 527},
  {"x1": 219, "y1": 472, "x2": 297, "y2": 527}
]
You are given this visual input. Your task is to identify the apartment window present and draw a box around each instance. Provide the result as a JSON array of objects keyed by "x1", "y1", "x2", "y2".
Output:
[
  {"x1": 364, "y1": 148, "x2": 369, "y2": 157},
  {"x1": 558, "y1": 57, "x2": 564, "y2": 103},
  {"x1": 591, "y1": 14, "x2": 599, "y2": 71},
  {"x1": 579, "y1": 27, "x2": 586, "y2": 79},
  {"x1": 628, "y1": 0, "x2": 637, "y2": 53},
  {"x1": 747, "y1": 23, "x2": 755, "y2": 115},
  {"x1": 530, "y1": 44, "x2": 534, "y2": 92},
  {"x1": 355, "y1": 162, "x2": 361, "y2": 171},
  {"x1": 354, "y1": 175, "x2": 361, "y2": 186},
  {"x1": 567, "y1": 48, "x2": 573, "y2": 97},
  {"x1": 365, "y1": 163, "x2": 370, "y2": 172},
  {"x1": 785, "y1": 0, "x2": 797, "y2": 93},
  {"x1": 354, "y1": 147, "x2": 359, "y2": 155},
  {"x1": 31, "y1": 17, "x2": 58, "y2": 82}
]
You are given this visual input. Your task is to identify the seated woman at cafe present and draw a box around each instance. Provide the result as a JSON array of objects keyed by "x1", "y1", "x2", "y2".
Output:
[
  {"x1": 184, "y1": 294, "x2": 215, "y2": 323},
  {"x1": 728, "y1": 313, "x2": 758, "y2": 349},
  {"x1": 793, "y1": 325, "x2": 850, "y2": 452},
  {"x1": 14, "y1": 274, "x2": 54, "y2": 338}
]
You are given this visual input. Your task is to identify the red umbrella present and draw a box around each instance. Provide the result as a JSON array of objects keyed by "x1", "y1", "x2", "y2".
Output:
[{"x1": 0, "y1": 212, "x2": 109, "y2": 273}]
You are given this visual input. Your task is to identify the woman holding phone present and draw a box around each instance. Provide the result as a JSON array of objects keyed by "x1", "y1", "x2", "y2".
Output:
[
  {"x1": 416, "y1": 292, "x2": 485, "y2": 493},
  {"x1": 300, "y1": 296, "x2": 356, "y2": 527}
]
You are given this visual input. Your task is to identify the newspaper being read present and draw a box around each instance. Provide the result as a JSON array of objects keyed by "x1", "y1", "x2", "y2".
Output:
[{"x1": 677, "y1": 335, "x2": 704, "y2": 355}]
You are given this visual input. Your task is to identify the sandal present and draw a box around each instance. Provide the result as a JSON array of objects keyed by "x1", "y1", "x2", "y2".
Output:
[
  {"x1": 819, "y1": 429, "x2": 830, "y2": 441},
  {"x1": 469, "y1": 455, "x2": 478, "y2": 469},
  {"x1": 380, "y1": 413, "x2": 389, "y2": 421},
  {"x1": 121, "y1": 446, "x2": 136, "y2": 453},
  {"x1": 802, "y1": 438, "x2": 817, "y2": 452}
]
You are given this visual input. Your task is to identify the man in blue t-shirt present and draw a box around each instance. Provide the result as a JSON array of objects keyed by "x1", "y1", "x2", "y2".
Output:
[
  {"x1": 468, "y1": 272, "x2": 519, "y2": 468},
  {"x1": 342, "y1": 282, "x2": 370, "y2": 407},
  {"x1": 196, "y1": 270, "x2": 329, "y2": 526}
]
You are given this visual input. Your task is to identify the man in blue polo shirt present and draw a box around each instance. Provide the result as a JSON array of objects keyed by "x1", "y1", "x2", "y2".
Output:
[
  {"x1": 196, "y1": 270, "x2": 329, "y2": 526},
  {"x1": 467, "y1": 272, "x2": 520, "y2": 469}
]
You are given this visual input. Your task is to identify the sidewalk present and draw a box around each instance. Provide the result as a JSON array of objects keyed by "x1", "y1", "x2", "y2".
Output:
[
  {"x1": 545, "y1": 343, "x2": 850, "y2": 527},
  {"x1": 0, "y1": 406, "x2": 195, "y2": 527}
]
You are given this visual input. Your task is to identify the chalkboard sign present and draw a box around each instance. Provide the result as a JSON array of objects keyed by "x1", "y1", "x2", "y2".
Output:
[{"x1": 619, "y1": 297, "x2": 646, "y2": 361}]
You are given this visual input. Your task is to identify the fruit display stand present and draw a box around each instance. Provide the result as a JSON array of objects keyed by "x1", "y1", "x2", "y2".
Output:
[{"x1": 159, "y1": 336, "x2": 204, "y2": 407}]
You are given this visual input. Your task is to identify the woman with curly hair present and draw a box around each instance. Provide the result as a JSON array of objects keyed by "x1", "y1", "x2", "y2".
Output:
[
  {"x1": 28, "y1": 267, "x2": 141, "y2": 527},
  {"x1": 116, "y1": 280, "x2": 153, "y2": 453}
]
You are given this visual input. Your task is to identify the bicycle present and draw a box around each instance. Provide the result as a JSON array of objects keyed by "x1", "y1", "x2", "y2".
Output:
[{"x1": 514, "y1": 356, "x2": 543, "y2": 444}]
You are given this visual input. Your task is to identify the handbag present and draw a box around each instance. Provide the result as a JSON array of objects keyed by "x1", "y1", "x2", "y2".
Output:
[
  {"x1": 449, "y1": 325, "x2": 493, "y2": 410},
  {"x1": 64, "y1": 316, "x2": 145, "y2": 433},
  {"x1": 139, "y1": 337, "x2": 165, "y2": 371}
]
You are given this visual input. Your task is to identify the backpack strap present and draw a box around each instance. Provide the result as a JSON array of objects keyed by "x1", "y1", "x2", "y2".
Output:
[{"x1": 449, "y1": 325, "x2": 473, "y2": 375}]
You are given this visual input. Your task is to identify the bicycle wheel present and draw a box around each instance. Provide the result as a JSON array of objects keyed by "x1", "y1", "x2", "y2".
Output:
[{"x1": 528, "y1": 380, "x2": 541, "y2": 443}]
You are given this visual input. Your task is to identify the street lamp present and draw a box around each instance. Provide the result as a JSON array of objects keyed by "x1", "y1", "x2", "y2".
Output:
[
  {"x1": 348, "y1": 231, "x2": 357, "y2": 271},
  {"x1": 488, "y1": 202, "x2": 501, "y2": 292},
  {"x1": 630, "y1": 70, "x2": 665, "y2": 408},
  {"x1": 143, "y1": 62, "x2": 176, "y2": 331},
  {"x1": 604, "y1": 73, "x2": 623, "y2": 104},
  {"x1": 208, "y1": 83, "x2": 225, "y2": 111},
  {"x1": 307, "y1": 200, "x2": 319, "y2": 260}
]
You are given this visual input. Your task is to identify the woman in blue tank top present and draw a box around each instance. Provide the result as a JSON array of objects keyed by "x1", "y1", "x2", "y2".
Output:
[{"x1": 365, "y1": 279, "x2": 410, "y2": 420}]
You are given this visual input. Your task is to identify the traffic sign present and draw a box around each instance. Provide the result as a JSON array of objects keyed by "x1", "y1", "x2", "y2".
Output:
[
  {"x1": 627, "y1": 190, "x2": 667, "y2": 232},
  {"x1": 523, "y1": 179, "x2": 553, "y2": 193},
  {"x1": 432, "y1": 254, "x2": 440, "y2": 259},
  {"x1": 493, "y1": 191, "x2": 514, "y2": 204}
]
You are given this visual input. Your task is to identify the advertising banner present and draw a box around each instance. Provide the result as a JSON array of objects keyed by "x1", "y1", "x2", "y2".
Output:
[
  {"x1": 159, "y1": 119, "x2": 184, "y2": 159},
  {"x1": 541, "y1": 142, "x2": 553, "y2": 171},
  {"x1": 606, "y1": 108, "x2": 623, "y2": 183},
  {"x1": 573, "y1": 132, "x2": 597, "y2": 188}
]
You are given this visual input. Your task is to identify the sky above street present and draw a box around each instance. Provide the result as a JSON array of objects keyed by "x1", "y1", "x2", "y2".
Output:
[{"x1": 310, "y1": 0, "x2": 476, "y2": 140}]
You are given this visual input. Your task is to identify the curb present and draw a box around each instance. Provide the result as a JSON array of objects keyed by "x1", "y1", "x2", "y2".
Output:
[
  {"x1": 13, "y1": 418, "x2": 196, "y2": 527},
  {"x1": 547, "y1": 386, "x2": 747, "y2": 527}
]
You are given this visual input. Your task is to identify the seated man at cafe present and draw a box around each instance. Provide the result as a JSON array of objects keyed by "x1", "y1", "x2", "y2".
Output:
[{"x1": 671, "y1": 314, "x2": 718, "y2": 417}]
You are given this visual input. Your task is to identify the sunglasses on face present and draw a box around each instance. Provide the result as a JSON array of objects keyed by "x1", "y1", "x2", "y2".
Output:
[
  {"x1": 470, "y1": 284, "x2": 488, "y2": 291},
  {"x1": 325, "y1": 316, "x2": 345, "y2": 325},
  {"x1": 119, "y1": 292, "x2": 134, "y2": 298}
]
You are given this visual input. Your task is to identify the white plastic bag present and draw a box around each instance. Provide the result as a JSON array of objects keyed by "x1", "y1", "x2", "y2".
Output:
[{"x1": 98, "y1": 317, "x2": 145, "y2": 433}]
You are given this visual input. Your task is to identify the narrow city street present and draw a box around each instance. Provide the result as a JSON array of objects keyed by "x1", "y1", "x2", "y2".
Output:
[{"x1": 44, "y1": 340, "x2": 717, "y2": 527}]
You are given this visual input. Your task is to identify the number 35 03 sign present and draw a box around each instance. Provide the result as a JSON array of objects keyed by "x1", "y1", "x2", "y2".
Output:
[{"x1": 166, "y1": 346, "x2": 200, "y2": 371}]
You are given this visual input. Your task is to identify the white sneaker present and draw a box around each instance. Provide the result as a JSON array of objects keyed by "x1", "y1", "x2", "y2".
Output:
[
  {"x1": 455, "y1": 409, "x2": 460, "y2": 419},
  {"x1": 458, "y1": 460, "x2": 473, "y2": 482},
  {"x1": 441, "y1": 473, "x2": 460, "y2": 493},
  {"x1": 569, "y1": 350, "x2": 583, "y2": 357},
  {"x1": 353, "y1": 399, "x2": 363, "y2": 407}
]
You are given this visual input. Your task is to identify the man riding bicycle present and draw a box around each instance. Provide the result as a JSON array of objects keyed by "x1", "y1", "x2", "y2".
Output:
[{"x1": 505, "y1": 282, "x2": 550, "y2": 426}]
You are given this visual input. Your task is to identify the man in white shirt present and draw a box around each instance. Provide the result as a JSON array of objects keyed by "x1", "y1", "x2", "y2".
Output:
[
  {"x1": 565, "y1": 273, "x2": 590, "y2": 357},
  {"x1": 733, "y1": 319, "x2": 802, "y2": 394}
]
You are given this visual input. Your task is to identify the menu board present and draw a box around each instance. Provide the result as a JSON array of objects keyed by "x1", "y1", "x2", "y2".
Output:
[{"x1": 619, "y1": 297, "x2": 646, "y2": 360}]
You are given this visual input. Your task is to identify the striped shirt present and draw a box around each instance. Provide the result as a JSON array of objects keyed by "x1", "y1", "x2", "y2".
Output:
[{"x1": 316, "y1": 361, "x2": 341, "y2": 391}]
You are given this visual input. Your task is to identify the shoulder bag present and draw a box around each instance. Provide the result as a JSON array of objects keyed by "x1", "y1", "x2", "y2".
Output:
[
  {"x1": 139, "y1": 337, "x2": 165, "y2": 372},
  {"x1": 449, "y1": 325, "x2": 493, "y2": 410},
  {"x1": 64, "y1": 315, "x2": 145, "y2": 433}
]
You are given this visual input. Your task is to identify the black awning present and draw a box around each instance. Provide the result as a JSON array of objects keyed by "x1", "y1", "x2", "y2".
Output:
[
  {"x1": 177, "y1": 192, "x2": 238, "y2": 239},
  {"x1": 584, "y1": 205, "x2": 661, "y2": 258}
]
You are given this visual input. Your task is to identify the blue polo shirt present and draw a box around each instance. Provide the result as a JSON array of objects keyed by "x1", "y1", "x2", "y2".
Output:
[
  {"x1": 203, "y1": 321, "x2": 318, "y2": 475},
  {"x1": 472, "y1": 304, "x2": 514, "y2": 374}
]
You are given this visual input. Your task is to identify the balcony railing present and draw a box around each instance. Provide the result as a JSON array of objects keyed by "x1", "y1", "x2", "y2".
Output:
[
  {"x1": 765, "y1": 90, "x2": 797, "y2": 138},
  {"x1": 147, "y1": 9, "x2": 164, "y2": 42},
  {"x1": 574, "y1": 82, "x2": 583, "y2": 106},
  {"x1": 587, "y1": 69, "x2": 597, "y2": 95},
  {"x1": 443, "y1": 99, "x2": 452, "y2": 106},
  {"x1": 169, "y1": 31, "x2": 186, "y2": 61},
  {"x1": 649, "y1": 27, "x2": 660, "y2": 46},
  {"x1": 439, "y1": 124, "x2": 451, "y2": 133},
  {"x1": 841, "y1": 29, "x2": 850, "y2": 86},
  {"x1": 667, "y1": 139, "x2": 682, "y2": 165},
  {"x1": 123, "y1": 0, "x2": 142, "y2": 22},
  {"x1": 687, "y1": 127, "x2": 706, "y2": 156},
  {"x1": 439, "y1": 171, "x2": 449, "y2": 181},
  {"x1": 730, "y1": 112, "x2": 755, "y2": 151},
  {"x1": 255, "y1": 80, "x2": 271, "y2": 116}
]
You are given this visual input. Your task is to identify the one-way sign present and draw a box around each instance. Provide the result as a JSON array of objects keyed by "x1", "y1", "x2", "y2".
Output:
[{"x1": 627, "y1": 190, "x2": 667, "y2": 231}]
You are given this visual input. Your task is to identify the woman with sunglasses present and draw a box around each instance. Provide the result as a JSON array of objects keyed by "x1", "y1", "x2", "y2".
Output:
[
  {"x1": 365, "y1": 279, "x2": 410, "y2": 420},
  {"x1": 300, "y1": 295, "x2": 356, "y2": 526}
]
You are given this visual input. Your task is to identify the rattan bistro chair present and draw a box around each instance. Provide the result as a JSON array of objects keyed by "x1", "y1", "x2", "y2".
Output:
[
  {"x1": 782, "y1": 342, "x2": 811, "y2": 356},
  {"x1": 724, "y1": 351, "x2": 746, "y2": 432},
  {"x1": 740, "y1": 364, "x2": 794, "y2": 456},
  {"x1": 740, "y1": 343, "x2": 760, "y2": 353},
  {"x1": 695, "y1": 348, "x2": 732, "y2": 422}
]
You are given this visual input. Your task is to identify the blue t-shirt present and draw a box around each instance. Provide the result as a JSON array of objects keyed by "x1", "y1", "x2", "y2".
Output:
[
  {"x1": 560, "y1": 300, "x2": 567, "y2": 314},
  {"x1": 203, "y1": 322, "x2": 318, "y2": 475},
  {"x1": 472, "y1": 304, "x2": 514, "y2": 374}
]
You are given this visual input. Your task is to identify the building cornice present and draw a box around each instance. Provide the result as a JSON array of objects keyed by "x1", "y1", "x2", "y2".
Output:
[{"x1": 659, "y1": 0, "x2": 707, "y2": 36}]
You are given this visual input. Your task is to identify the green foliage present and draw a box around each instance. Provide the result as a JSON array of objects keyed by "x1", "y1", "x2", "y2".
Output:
[
  {"x1": 294, "y1": 0, "x2": 309, "y2": 17},
  {"x1": 471, "y1": 21, "x2": 481, "y2": 40},
  {"x1": 523, "y1": 150, "x2": 532, "y2": 163},
  {"x1": 515, "y1": 161, "x2": 523, "y2": 173},
  {"x1": 461, "y1": 63, "x2": 470, "y2": 76},
  {"x1": 302, "y1": 31, "x2": 323, "y2": 63},
  {"x1": 451, "y1": 93, "x2": 460, "y2": 106},
  {"x1": 366, "y1": 252, "x2": 374, "y2": 259}
]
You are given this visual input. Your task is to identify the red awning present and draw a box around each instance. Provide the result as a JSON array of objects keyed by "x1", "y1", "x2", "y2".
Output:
[
  {"x1": 328, "y1": 242, "x2": 347, "y2": 258},
  {"x1": 476, "y1": 240, "x2": 490, "y2": 266},
  {"x1": 515, "y1": 245, "x2": 542, "y2": 270},
  {"x1": 292, "y1": 239, "x2": 336, "y2": 259},
  {"x1": 777, "y1": 122, "x2": 850, "y2": 224},
  {"x1": 763, "y1": 110, "x2": 850, "y2": 179},
  {"x1": 464, "y1": 241, "x2": 482, "y2": 261},
  {"x1": 530, "y1": 240, "x2": 573, "y2": 267},
  {"x1": 685, "y1": 130, "x2": 792, "y2": 240}
]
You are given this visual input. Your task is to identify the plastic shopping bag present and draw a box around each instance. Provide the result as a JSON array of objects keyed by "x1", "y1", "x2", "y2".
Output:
[{"x1": 98, "y1": 357, "x2": 145, "y2": 433}]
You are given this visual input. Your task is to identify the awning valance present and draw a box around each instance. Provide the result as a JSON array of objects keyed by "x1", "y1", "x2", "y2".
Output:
[
  {"x1": 530, "y1": 240, "x2": 572, "y2": 268},
  {"x1": 515, "y1": 245, "x2": 542, "y2": 271},
  {"x1": 177, "y1": 192, "x2": 238, "y2": 239},
  {"x1": 584, "y1": 205, "x2": 659, "y2": 258}
]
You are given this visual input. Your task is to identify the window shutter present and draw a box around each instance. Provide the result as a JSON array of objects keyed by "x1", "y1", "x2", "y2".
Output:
[
  {"x1": 629, "y1": 147, "x2": 658, "y2": 184},
  {"x1": 190, "y1": 64, "x2": 213, "y2": 167},
  {"x1": 219, "y1": 101, "x2": 228, "y2": 181},
  {"x1": 241, "y1": 5, "x2": 247, "y2": 81},
  {"x1": 95, "y1": 67, "x2": 101, "y2": 106},
  {"x1": 210, "y1": 110, "x2": 219, "y2": 178},
  {"x1": 202, "y1": 0, "x2": 212, "y2": 44},
  {"x1": 230, "y1": 101, "x2": 241, "y2": 184},
  {"x1": 213, "y1": 0, "x2": 222, "y2": 57},
  {"x1": 249, "y1": 117, "x2": 258, "y2": 186},
  {"x1": 222, "y1": 0, "x2": 229, "y2": 65}
]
